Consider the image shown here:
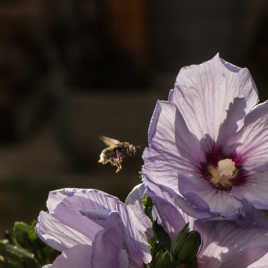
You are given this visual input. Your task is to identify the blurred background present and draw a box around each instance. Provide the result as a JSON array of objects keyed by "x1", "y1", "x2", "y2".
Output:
[{"x1": 0, "y1": 0, "x2": 268, "y2": 231}]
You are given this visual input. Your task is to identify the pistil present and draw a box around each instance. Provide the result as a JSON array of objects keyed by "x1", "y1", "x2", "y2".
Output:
[{"x1": 208, "y1": 159, "x2": 237, "y2": 189}]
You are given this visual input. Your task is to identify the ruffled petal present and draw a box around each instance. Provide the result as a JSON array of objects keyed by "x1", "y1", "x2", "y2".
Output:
[
  {"x1": 92, "y1": 219, "x2": 128, "y2": 268},
  {"x1": 48, "y1": 245, "x2": 92, "y2": 268},
  {"x1": 143, "y1": 147, "x2": 182, "y2": 191},
  {"x1": 36, "y1": 211, "x2": 91, "y2": 252},
  {"x1": 197, "y1": 210, "x2": 268, "y2": 268},
  {"x1": 125, "y1": 184, "x2": 150, "y2": 230},
  {"x1": 229, "y1": 100, "x2": 268, "y2": 174},
  {"x1": 226, "y1": 101, "x2": 268, "y2": 210},
  {"x1": 47, "y1": 188, "x2": 128, "y2": 242},
  {"x1": 178, "y1": 174, "x2": 243, "y2": 217},
  {"x1": 232, "y1": 172, "x2": 268, "y2": 210},
  {"x1": 217, "y1": 97, "x2": 248, "y2": 151},
  {"x1": 125, "y1": 184, "x2": 152, "y2": 264},
  {"x1": 44, "y1": 187, "x2": 149, "y2": 266},
  {"x1": 170, "y1": 53, "x2": 258, "y2": 147},
  {"x1": 147, "y1": 186, "x2": 187, "y2": 238},
  {"x1": 147, "y1": 100, "x2": 205, "y2": 169},
  {"x1": 143, "y1": 174, "x2": 213, "y2": 221}
]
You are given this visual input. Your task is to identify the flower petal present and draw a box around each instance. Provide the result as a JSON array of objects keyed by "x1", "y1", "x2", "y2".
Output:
[
  {"x1": 197, "y1": 211, "x2": 268, "y2": 268},
  {"x1": 178, "y1": 173, "x2": 243, "y2": 217},
  {"x1": 170, "y1": 53, "x2": 258, "y2": 146},
  {"x1": 147, "y1": 186, "x2": 187, "y2": 238},
  {"x1": 125, "y1": 184, "x2": 152, "y2": 263},
  {"x1": 227, "y1": 101, "x2": 268, "y2": 209},
  {"x1": 143, "y1": 174, "x2": 213, "y2": 221},
  {"x1": 143, "y1": 147, "x2": 182, "y2": 191},
  {"x1": 125, "y1": 184, "x2": 152, "y2": 264},
  {"x1": 125, "y1": 184, "x2": 149, "y2": 227},
  {"x1": 229, "y1": 100, "x2": 268, "y2": 174},
  {"x1": 48, "y1": 244, "x2": 92, "y2": 268},
  {"x1": 92, "y1": 219, "x2": 127, "y2": 268},
  {"x1": 47, "y1": 188, "x2": 130, "y2": 242},
  {"x1": 45, "y1": 188, "x2": 149, "y2": 266},
  {"x1": 233, "y1": 172, "x2": 268, "y2": 210},
  {"x1": 36, "y1": 211, "x2": 91, "y2": 252},
  {"x1": 147, "y1": 100, "x2": 205, "y2": 168},
  {"x1": 217, "y1": 97, "x2": 248, "y2": 150}
]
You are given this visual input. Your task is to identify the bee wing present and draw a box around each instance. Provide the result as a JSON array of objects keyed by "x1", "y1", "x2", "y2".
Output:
[{"x1": 99, "y1": 136, "x2": 121, "y2": 146}]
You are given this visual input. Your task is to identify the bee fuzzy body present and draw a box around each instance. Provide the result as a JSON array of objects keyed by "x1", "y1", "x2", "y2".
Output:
[{"x1": 98, "y1": 136, "x2": 137, "y2": 173}]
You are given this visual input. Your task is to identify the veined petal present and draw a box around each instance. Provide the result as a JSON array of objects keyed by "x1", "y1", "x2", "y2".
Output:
[
  {"x1": 52, "y1": 188, "x2": 148, "y2": 266},
  {"x1": 232, "y1": 172, "x2": 268, "y2": 210},
  {"x1": 147, "y1": 100, "x2": 205, "y2": 168},
  {"x1": 48, "y1": 245, "x2": 92, "y2": 268},
  {"x1": 125, "y1": 184, "x2": 150, "y2": 230},
  {"x1": 47, "y1": 188, "x2": 131, "y2": 242},
  {"x1": 47, "y1": 188, "x2": 76, "y2": 213},
  {"x1": 229, "y1": 100, "x2": 268, "y2": 174},
  {"x1": 124, "y1": 184, "x2": 152, "y2": 264},
  {"x1": 217, "y1": 97, "x2": 248, "y2": 150},
  {"x1": 197, "y1": 210, "x2": 268, "y2": 268},
  {"x1": 147, "y1": 186, "x2": 187, "y2": 238},
  {"x1": 40, "y1": 188, "x2": 149, "y2": 266},
  {"x1": 92, "y1": 220, "x2": 128, "y2": 268},
  {"x1": 36, "y1": 211, "x2": 91, "y2": 252},
  {"x1": 125, "y1": 184, "x2": 152, "y2": 264},
  {"x1": 142, "y1": 147, "x2": 182, "y2": 191},
  {"x1": 143, "y1": 173, "x2": 213, "y2": 221},
  {"x1": 178, "y1": 173, "x2": 243, "y2": 217},
  {"x1": 170, "y1": 53, "x2": 258, "y2": 146},
  {"x1": 48, "y1": 188, "x2": 124, "y2": 220}
]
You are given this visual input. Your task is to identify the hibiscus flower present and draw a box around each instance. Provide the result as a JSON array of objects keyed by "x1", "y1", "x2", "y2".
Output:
[
  {"x1": 35, "y1": 186, "x2": 151, "y2": 268},
  {"x1": 143, "y1": 53, "x2": 268, "y2": 218}
]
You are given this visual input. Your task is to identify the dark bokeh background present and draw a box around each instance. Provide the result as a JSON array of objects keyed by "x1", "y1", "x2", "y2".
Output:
[{"x1": 0, "y1": 0, "x2": 268, "y2": 231}]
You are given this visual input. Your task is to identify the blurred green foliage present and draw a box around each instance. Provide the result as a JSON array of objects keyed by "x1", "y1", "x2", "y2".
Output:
[{"x1": 0, "y1": 221, "x2": 58, "y2": 268}]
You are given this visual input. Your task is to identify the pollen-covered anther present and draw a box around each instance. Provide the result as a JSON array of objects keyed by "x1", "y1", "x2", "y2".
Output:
[{"x1": 208, "y1": 159, "x2": 237, "y2": 188}]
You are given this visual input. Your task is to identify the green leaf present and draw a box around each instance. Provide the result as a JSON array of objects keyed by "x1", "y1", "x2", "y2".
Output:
[
  {"x1": 152, "y1": 221, "x2": 171, "y2": 251},
  {"x1": 13, "y1": 222, "x2": 33, "y2": 250},
  {"x1": 142, "y1": 194, "x2": 154, "y2": 221},
  {"x1": 171, "y1": 223, "x2": 190, "y2": 258},
  {"x1": 28, "y1": 221, "x2": 39, "y2": 242},
  {"x1": 175, "y1": 231, "x2": 201, "y2": 266},
  {"x1": 0, "y1": 240, "x2": 35, "y2": 261},
  {"x1": 171, "y1": 223, "x2": 201, "y2": 267},
  {"x1": 154, "y1": 250, "x2": 173, "y2": 268}
]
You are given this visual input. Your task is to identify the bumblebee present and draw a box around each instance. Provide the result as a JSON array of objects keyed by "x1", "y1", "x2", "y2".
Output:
[{"x1": 98, "y1": 136, "x2": 137, "y2": 173}]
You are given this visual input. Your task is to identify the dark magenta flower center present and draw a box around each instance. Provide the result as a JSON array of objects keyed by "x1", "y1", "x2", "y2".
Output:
[{"x1": 199, "y1": 147, "x2": 247, "y2": 191}]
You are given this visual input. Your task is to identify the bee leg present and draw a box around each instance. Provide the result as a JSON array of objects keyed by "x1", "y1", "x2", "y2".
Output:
[
  {"x1": 115, "y1": 162, "x2": 122, "y2": 173},
  {"x1": 114, "y1": 151, "x2": 123, "y2": 173}
]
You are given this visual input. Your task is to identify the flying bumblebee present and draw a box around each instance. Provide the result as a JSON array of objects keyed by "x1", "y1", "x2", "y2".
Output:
[{"x1": 98, "y1": 136, "x2": 137, "y2": 173}]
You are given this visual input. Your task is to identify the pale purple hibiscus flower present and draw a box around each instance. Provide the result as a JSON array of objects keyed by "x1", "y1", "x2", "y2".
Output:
[
  {"x1": 142, "y1": 53, "x2": 268, "y2": 218},
  {"x1": 144, "y1": 181, "x2": 268, "y2": 268},
  {"x1": 35, "y1": 186, "x2": 152, "y2": 268}
]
